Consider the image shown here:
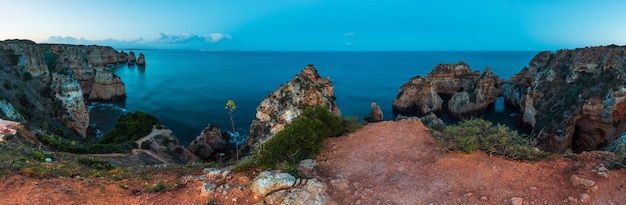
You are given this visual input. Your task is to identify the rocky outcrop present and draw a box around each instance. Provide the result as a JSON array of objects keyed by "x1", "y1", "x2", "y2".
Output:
[
  {"x1": 393, "y1": 62, "x2": 501, "y2": 118},
  {"x1": 127, "y1": 51, "x2": 137, "y2": 65},
  {"x1": 392, "y1": 76, "x2": 443, "y2": 115},
  {"x1": 50, "y1": 73, "x2": 89, "y2": 137},
  {"x1": 136, "y1": 52, "x2": 145, "y2": 66},
  {"x1": 365, "y1": 102, "x2": 384, "y2": 122},
  {"x1": 187, "y1": 124, "x2": 229, "y2": 160},
  {"x1": 135, "y1": 127, "x2": 196, "y2": 164},
  {"x1": 40, "y1": 44, "x2": 127, "y2": 101},
  {"x1": 246, "y1": 64, "x2": 341, "y2": 150},
  {"x1": 0, "y1": 100, "x2": 25, "y2": 122},
  {"x1": 0, "y1": 40, "x2": 49, "y2": 79},
  {"x1": 504, "y1": 45, "x2": 626, "y2": 152},
  {"x1": 88, "y1": 68, "x2": 126, "y2": 101}
]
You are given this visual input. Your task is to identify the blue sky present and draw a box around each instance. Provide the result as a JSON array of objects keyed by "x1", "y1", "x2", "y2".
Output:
[{"x1": 2, "y1": 0, "x2": 625, "y2": 51}]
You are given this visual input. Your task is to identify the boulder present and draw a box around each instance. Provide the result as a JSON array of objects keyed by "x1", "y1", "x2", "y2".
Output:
[
  {"x1": 246, "y1": 64, "x2": 340, "y2": 151},
  {"x1": 366, "y1": 102, "x2": 384, "y2": 122},
  {"x1": 187, "y1": 124, "x2": 229, "y2": 160},
  {"x1": 265, "y1": 178, "x2": 335, "y2": 205},
  {"x1": 505, "y1": 45, "x2": 626, "y2": 152},
  {"x1": 0, "y1": 100, "x2": 25, "y2": 122},
  {"x1": 251, "y1": 171, "x2": 296, "y2": 197}
]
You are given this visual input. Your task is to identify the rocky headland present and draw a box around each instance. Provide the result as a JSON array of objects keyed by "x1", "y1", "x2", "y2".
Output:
[
  {"x1": 246, "y1": 64, "x2": 341, "y2": 151},
  {"x1": 393, "y1": 61, "x2": 501, "y2": 119},
  {"x1": 0, "y1": 39, "x2": 135, "y2": 137},
  {"x1": 503, "y1": 45, "x2": 626, "y2": 152}
]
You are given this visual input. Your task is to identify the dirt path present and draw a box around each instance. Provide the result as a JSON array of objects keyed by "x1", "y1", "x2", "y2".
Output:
[
  {"x1": 1, "y1": 119, "x2": 625, "y2": 204},
  {"x1": 316, "y1": 119, "x2": 626, "y2": 204}
]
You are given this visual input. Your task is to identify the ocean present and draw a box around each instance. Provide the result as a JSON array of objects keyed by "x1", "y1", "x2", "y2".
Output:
[{"x1": 89, "y1": 50, "x2": 539, "y2": 145}]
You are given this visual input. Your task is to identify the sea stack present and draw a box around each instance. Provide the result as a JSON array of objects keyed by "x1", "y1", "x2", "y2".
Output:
[{"x1": 137, "y1": 52, "x2": 146, "y2": 66}]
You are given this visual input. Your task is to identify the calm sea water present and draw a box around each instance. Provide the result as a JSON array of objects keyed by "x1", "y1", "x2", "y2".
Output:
[{"x1": 89, "y1": 50, "x2": 538, "y2": 145}]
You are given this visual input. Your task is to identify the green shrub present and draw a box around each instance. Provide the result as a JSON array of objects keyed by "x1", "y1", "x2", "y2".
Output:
[
  {"x1": 31, "y1": 150, "x2": 54, "y2": 162},
  {"x1": 610, "y1": 143, "x2": 626, "y2": 169},
  {"x1": 77, "y1": 156, "x2": 113, "y2": 170},
  {"x1": 234, "y1": 105, "x2": 346, "y2": 171},
  {"x1": 99, "y1": 111, "x2": 160, "y2": 144},
  {"x1": 434, "y1": 119, "x2": 549, "y2": 161},
  {"x1": 145, "y1": 181, "x2": 168, "y2": 193}
]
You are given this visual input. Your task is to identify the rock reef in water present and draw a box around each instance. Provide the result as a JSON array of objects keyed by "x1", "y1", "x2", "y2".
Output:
[
  {"x1": 393, "y1": 61, "x2": 501, "y2": 119},
  {"x1": 246, "y1": 64, "x2": 341, "y2": 151},
  {"x1": 503, "y1": 45, "x2": 626, "y2": 152}
]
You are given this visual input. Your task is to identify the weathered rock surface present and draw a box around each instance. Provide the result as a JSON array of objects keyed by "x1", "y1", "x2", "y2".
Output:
[
  {"x1": 135, "y1": 126, "x2": 195, "y2": 164},
  {"x1": 187, "y1": 124, "x2": 229, "y2": 160},
  {"x1": 127, "y1": 51, "x2": 137, "y2": 65},
  {"x1": 246, "y1": 64, "x2": 340, "y2": 151},
  {"x1": 504, "y1": 45, "x2": 626, "y2": 152},
  {"x1": 252, "y1": 171, "x2": 335, "y2": 205},
  {"x1": 40, "y1": 44, "x2": 128, "y2": 101},
  {"x1": 392, "y1": 76, "x2": 443, "y2": 115},
  {"x1": 393, "y1": 62, "x2": 501, "y2": 118},
  {"x1": 50, "y1": 73, "x2": 90, "y2": 137},
  {"x1": 136, "y1": 52, "x2": 145, "y2": 66},
  {"x1": 0, "y1": 100, "x2": 25, "y2": 122},
  {"x1": 251, "y1": 171, "x2": 296, "y2": 197},
  {"x1": 0, "y1": 40, "x2": 49, "y2": 79},
  {"x1": 366, "y1": 102, "x2": 384, "y2": 122}
]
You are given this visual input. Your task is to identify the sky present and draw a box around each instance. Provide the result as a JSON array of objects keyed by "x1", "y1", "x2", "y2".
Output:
[{"x1": 1, "y1": 0, "x2": 625, "y2": 51}]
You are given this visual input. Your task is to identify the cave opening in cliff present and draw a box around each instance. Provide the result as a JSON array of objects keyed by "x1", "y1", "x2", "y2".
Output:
[{"x1": 571, "y1": 119, "x2": 606, "y2": 153}]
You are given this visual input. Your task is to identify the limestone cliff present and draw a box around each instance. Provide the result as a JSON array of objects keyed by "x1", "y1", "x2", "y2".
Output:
[
  {"x1": 393, "y1": 62, "x2": 501, "y2": 118},
  {"x1": 246, "y1": 64, "x2": 341, "y2": 150},
  {"x1": 0, "y1": 40, "x2": 49, "y2": 79},
  {"x1": 39, "y1": 44, "x2": 127, "y2": 101},
  {"x1": 50, "y1": 73, "x2": 90, "y2": 137},
  {"x1": 505, "y1": 45, "x2": 626, "y2": 152}
]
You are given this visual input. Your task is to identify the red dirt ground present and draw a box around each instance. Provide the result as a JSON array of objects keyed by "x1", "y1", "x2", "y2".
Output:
[{"x1": 1, "y1": 119, "x2": 625, "y2": 204}]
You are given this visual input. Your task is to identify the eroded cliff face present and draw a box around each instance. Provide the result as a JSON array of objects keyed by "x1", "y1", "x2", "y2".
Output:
[
  {"x1": 246, "y1": 65, "x2": 341, "y2": 151},
  {"x1": 393, "y1": 62, "x2": 501, "y2": 118},
  {"x1": 505, "y1": 45, "x2": 626, "y2": 152},
  {"x1": 40, "y1": 44, "x2": 127, "y2": 101},
  {"x1": 50, "y1": 73, "x2": 90, "y2": 137},
  {"x1": 0, "y1": 40, "x2": 49, "y2": 79}
]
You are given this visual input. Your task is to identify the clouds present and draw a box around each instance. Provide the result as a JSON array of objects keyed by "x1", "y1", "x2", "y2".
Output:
[
  {"x1": 154, "y1": 33, "x2": 232, "y2": 44},
  {"x1": 344, "y1": 32, "x2": 355, "y2": 37},
  {"x1": 44, "y1": 32, "x2": 232, "y2": 49},
  {"x1": 45, "y1": 36, "x2": 145, "y2": 47}
]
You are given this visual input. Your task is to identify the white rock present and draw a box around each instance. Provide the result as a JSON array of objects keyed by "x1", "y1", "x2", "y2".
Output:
[
  {"x1": 579, "y1": 193, "x2": 591, "y2": 203},
  {"x1": 570, "y1": 175, "x2": 596, "y2": 189},
  {"x1": 511, "y1": 197, "x2": 524, "y2": 205},
  {"x1": 251, "y1": 171, "x2": 296, "y2": 197}
]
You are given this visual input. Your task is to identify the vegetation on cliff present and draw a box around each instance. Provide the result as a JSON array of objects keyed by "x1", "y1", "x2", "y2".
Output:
[
  {"x1": 234, "y1": 106, "x2": 355, "y2": 172},
  {"x1": 433, "y1": 118, "x2": 549, "y2": 161}
]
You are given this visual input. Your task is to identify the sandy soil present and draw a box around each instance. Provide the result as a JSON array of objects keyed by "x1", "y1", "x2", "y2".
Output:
[
  {"x1": 1, "y1": 119, "x2": 625, "y2": 205},
  {"x1": 316, "y1": 119, "x2": 626, "y2": 204}
]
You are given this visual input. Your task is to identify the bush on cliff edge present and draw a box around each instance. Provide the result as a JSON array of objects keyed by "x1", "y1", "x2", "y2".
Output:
[
  {"x1": 434, "y1": 118, "x2": 549, "y2": 161},
  {"x1": 233, "y1": 105, "x2": 346, "y2": 172},
  {"x1": 99, "y1": 111, "x2": 161, "y2": 144}
]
